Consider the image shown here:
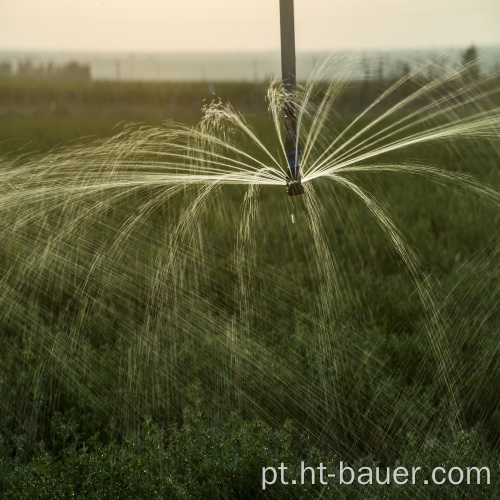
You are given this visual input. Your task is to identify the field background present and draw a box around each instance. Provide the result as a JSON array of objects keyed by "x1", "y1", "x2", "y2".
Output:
[{"x1": 0, "y1": 75, "x2": 499, "y2": 498}]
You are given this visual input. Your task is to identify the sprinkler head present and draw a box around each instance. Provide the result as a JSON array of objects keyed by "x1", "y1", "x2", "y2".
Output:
[
  {"x1": 287, "y1": 180, "x2": 304, "y2": 196},
  {"x1": 286, "y1": 149, "x2": 304, "y2": 196}
]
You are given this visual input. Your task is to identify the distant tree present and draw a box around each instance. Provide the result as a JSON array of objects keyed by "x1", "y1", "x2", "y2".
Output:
[
  {"x1": 377, "y1": 59, "x2": 384, "y2": 82},
  {"x1": 17, "y1": 60, "x2": 35, "y2": 77},
  {"x1": 57, "y1": 61, "x2": 91, "y2": 81},
  {"x1": 362, "y1": 55, "x2": 370, "y2": 82},
  {"x1": 400, "y1": 62, "x2": 411, "y2": 79},
  {"x1": 0, "y1": 61, "x2": 12, "y2": 77},
  {"x1": 427, "y1": 55, "x2": 438, "y2": 80},
  {"x1": 461, "y1": 44, "x2": 480, "y2": 81}
]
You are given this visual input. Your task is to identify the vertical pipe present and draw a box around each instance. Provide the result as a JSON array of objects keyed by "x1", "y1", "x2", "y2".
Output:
[
  {"x1": 280, "y1": 0, "x2": 297, "y2": 94},
  {"x1": 280, "y1": 0, "x2": 303, "y2": 195}
]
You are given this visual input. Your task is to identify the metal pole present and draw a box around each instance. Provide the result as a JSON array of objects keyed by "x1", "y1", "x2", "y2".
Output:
[
  {"x1": 280, "y1": 0, "x2": 296, "y2": 93},
  {"x1": 280, "y1": 0, "x2": 303, "y2": 195}
]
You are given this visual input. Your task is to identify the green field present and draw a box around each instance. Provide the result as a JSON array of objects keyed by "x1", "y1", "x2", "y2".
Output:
[{"x1": 0, "y1": 76, "x2": 498, "y2": 498}]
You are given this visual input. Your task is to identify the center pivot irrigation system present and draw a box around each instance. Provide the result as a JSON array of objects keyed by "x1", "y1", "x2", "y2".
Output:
[{"x1": 280, "y1": 0, "x2": 304, "y2": 196}]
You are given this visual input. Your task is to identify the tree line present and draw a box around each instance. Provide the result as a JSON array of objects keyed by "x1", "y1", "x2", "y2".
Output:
[{"x1": 0, "y1": 60, "x2": 91, "y2": 81}]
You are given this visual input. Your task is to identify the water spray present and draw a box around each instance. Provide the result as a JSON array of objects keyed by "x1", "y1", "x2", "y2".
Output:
[{"x1": 280, "y1": 0, "x2": 304, "y2": 196}]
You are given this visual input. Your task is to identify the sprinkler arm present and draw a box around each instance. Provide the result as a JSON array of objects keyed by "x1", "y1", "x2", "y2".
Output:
[{"x1": 280, "y1": 0, "x2": 304, "y2": 196}]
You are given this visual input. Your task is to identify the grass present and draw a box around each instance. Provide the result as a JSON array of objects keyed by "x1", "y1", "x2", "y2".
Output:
[
  {"x1": 0, "y1": 76, "x2": 498, "y2": 498},
  {"x1": 0, "y1": 78, "x2": 272, "y2": 154}
]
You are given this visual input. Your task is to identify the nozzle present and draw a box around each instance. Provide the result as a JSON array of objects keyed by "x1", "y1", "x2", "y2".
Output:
[
  {"x1": 286, "y1": 149, "x2": 304, "y2": 196},
  {"x1": 287, "y1": 180, "x2": 304, "y2": 196}
]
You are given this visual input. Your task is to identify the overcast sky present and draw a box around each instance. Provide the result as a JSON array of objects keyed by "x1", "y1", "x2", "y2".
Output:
[{"x1": 1, "y1": 0, "x2": 499, "y2": 53}]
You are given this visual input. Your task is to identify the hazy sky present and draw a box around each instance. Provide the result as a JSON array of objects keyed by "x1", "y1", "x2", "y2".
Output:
[{"x1": 1, "y1": 0, "x2": 499, "y2": 53}]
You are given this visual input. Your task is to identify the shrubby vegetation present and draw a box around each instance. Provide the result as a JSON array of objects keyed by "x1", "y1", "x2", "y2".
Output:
[{"x1": 1, "y1": 408, "x2": 498, "y2": 499}]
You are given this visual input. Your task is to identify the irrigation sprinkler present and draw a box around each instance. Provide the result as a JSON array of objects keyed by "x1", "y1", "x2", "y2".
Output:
[{"x1": 280, "y1": 0, "x2": 304, "y2": 196}]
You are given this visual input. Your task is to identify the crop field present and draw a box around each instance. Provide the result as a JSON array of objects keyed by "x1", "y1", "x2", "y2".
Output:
[{"x1": 0, "y1": 75, "x2": 499, "y2": 498}]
